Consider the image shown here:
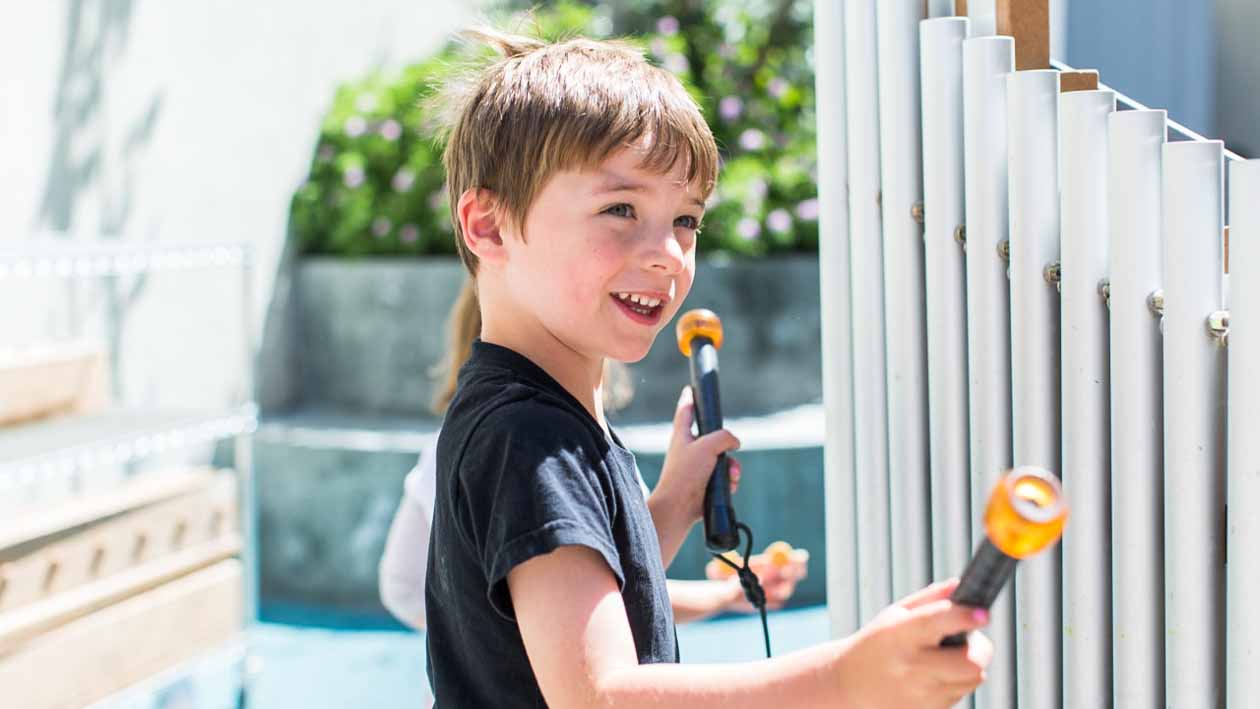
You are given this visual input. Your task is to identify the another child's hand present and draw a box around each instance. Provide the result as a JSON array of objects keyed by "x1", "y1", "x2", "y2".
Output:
[
  {"x1": 831, "y1": 578, "x2": 993, "y2": 708},
  {"x1": 705, "y1": 541, "x2": 810, "y2": 613},
  {"x1": 653, "y1": 386, "x2": 741, "y2": 525}
]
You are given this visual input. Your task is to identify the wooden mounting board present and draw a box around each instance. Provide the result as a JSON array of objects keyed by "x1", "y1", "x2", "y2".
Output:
[
  {"x1": 0, "y1": 559, "x2": 242, "y2": 709},
  {"x1": 1060, "y1": 70, "x2": 1100, "y2": 92},
  {"x1": 0, "y1": 471, "x2": 238, "y2": 612}
]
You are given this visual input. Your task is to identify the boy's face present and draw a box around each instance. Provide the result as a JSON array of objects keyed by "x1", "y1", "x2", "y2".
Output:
[{"x1": 501, "y1": 147, "x2": 705, "y2": 364}]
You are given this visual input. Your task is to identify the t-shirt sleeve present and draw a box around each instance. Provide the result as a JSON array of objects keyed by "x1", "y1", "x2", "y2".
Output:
[{"x1": 455, "y1": 402, "x2": 623, "y2": 621}]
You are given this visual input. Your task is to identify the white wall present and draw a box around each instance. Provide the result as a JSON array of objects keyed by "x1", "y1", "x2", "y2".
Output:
[{"x1": 0, "y1": 0, "x2": 476, "y2": 411}]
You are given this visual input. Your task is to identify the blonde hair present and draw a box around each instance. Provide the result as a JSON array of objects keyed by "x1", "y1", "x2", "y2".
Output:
[
  {"x1": 433, "y1": 26, "x2": 721, "y2": 275},
  {"x1": 431, "y1": 278, "x2": 634, "y2": 415}
]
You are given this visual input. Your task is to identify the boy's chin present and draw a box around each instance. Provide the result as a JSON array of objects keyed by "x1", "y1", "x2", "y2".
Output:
[{"x1": 605, "y1": 338, "x2": 656, "y2": 364}]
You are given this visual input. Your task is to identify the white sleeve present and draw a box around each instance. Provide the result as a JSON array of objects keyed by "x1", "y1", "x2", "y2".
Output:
[{"x1": 379, "y1": 443, "x2": 438, "y2": 630}]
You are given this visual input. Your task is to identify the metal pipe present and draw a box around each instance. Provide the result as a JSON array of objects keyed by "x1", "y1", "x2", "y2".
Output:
[
  {"x1": 877, "y1": 0, "x2": 932, "y2": 602},
  {"x1": 1161, "y1": 139, "x2": 1226, "y2": 706},
  {"x1": 1107, "y1": 108, "x2": 1167, "y2": 708},
  {"x1": 843, "y1": 0, "x2": 893, "y2": 622},
  {"x1": 962, "y1": 35, "x2": 1016, "y2": 709},
  {"x1": 1006, "y1": 68, "x2": 1063, "y2": 709},
  {"x1": 1058, "y1": 88, "x2": 1115, "y2": 707},
  {"x1": 920, "y1": 14, "x2": 972, "y2": 598},
  {"x1": 1227, "y1": 158, "x2": 1260, "y2": 705},
  {"x1": 812, "y1": 0, "x2": 860, "y2": 639}
]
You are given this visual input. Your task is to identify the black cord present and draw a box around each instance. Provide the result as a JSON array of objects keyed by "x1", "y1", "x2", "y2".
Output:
[{"x1": 711, "y1": 522, "x2": 772, "y2": 658}]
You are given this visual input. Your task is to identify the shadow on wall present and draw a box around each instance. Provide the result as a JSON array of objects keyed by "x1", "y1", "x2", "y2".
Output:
[{"x1": 38, "y1": 0, "x2": 165, "y2": 399}]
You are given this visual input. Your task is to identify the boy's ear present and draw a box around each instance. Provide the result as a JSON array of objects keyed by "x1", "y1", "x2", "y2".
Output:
[{"x1": 457, "y1": 188, "x2": 507, "y2": 264}]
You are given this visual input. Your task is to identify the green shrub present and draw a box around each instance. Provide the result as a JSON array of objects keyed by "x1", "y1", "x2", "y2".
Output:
[{"x1": 291, "y1": 0, "x2": 818, "y2": 258}]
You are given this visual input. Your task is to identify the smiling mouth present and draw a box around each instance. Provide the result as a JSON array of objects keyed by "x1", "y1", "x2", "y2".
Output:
[{"x1": 612, "y1": 292, "x2": 666, "y2": 322}]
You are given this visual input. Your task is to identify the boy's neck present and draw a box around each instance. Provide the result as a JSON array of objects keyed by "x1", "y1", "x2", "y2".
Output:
[{"x1": 480, "y1": 319, "x2": 609, "y2": 434}]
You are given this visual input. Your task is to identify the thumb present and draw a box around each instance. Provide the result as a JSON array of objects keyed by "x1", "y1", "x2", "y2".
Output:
[{"x1": 672, "y1": 386, "x2": 696, "y2": 441}]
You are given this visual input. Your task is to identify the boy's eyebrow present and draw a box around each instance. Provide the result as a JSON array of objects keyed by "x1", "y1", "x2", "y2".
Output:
[{"x1": 594, "y1": 171, "x2": 706, "y2": 210}]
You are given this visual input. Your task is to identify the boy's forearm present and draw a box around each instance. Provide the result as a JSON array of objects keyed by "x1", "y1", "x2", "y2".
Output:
[
  {"x1": 592, "y1": 641, "x2": 851, "y2": 709},
  {"x1": 647, "y1": 494, "x2": 695, "y2": 568}
]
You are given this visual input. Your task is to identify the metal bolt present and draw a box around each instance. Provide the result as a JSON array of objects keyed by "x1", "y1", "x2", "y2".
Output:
[
  {"x1": 954, "y1": 224, "x2": 967, "y2": 250},
  {"x1": 1098, "y1": 279, "x2": 1110, "y2": 309},
  {"x1": 1208, "y1": 310, "x2": 1230, "y2": 346},
  {"x1": 1147, "y1": 289, "x2": 1165, "y2": 317},
  {"x1": 1043, "y1": 262, "x2": 1062, "y2": 293},
  {"x1": 911, "y1": 202, "x2": 925, "y2": 225},
  {"x1": 997, "y1": 239, "x2": 1010, "y2": 262}
]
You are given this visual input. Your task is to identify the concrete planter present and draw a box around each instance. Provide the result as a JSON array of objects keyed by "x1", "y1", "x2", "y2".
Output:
[{"x1": 291, "y1": 255, "x2": 822, "y2": 420}]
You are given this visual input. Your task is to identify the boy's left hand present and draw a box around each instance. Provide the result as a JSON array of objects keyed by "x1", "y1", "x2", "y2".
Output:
[{"x1": 652, "y1": 386, "x2": 742, "y2": 526}]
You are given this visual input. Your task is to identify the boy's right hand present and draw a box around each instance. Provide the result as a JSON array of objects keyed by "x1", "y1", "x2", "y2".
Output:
[{"x1": 832, "y1": 578, "x2": 993, "y2": 709}]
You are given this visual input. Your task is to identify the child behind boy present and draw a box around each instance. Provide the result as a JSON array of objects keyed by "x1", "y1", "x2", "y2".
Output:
[{"x1": 426, "y1": 27, "x2": 992, "y2": 708}]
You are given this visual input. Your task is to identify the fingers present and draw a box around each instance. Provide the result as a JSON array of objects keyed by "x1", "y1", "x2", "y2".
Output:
[
  {"x1": 728, "y1": 457, "x2": 741, "y2": 494},
  {"x1": 895, "y1": 577, "x2": 960, "y2": 611},
  {"x1": 671, "y1": 386, "x2": 696, "y2": 441},
  {"x1": 906, "y1": 598, "x2": 990, "y2": 647},
  {"x1": 694, "y1": 428, "x2": 740, "y2": 458}
]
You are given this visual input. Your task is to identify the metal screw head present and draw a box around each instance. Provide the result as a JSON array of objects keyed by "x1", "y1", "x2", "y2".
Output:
[
  {"x1": 1208, "y1": 310, "x2": 1230, "y2": 346},
  {"x1": 997, "y1": 239, "x2": 1010, "y2": 262},
  {"x1": 954, "y1": 224, "x2": 967, "y2": 250},
  {"x1": 1043, "y1": 262, "x2": 1062, "y2": 292},
  {"x1": 1147, "y1": 289, "x2": 1165, "y2": 317},
  {"x1": 1098, "y1": 279, "x2": 1110, "y2": 309},
  {"x1": 911, "y1": 202, "x2": 925, "y2": 225}
]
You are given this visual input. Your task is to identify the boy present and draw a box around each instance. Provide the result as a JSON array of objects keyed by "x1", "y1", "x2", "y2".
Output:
[{"x1": 426, "y1": 28, "x2": 992, "y2": 708}]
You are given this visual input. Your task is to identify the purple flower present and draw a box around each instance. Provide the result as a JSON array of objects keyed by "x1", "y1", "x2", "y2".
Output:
[
  {"x1": 795, "y1": 198, "x2": 820, "y2": 221},
  {"x1": 767, "y1": 77, "x2": 789, "y2": 99},
  {"x1": 656, "y1": 16, "x2": 680, "y2": 36},
  {"x1": 749, "y1": 178, "x2": 769, "y2": 200},
  {"x1": 650, "y1": 38, "x2": 668, "y2": 59},
  {"x1": 428, "y1": 190, "x2": 447, "y2": 210},
  {"x1": 767, "y1": 209, "x2": 792, "y2": 234},
  {"x1": 317, "y1": 145, "x2": 335, "y2": 162},
  {"x1": 399, "y1": 224, "x2": 420, "y2": 244},
  {"x1": 392, "y1": 169, "x2": 415, "y2": 192},
  {"x1": 380, "y1": 119, "x2": 402, "y2": 141},
  {"x1": 736, "y1": 217, "x2": 761, "y2": 241},
  {"x1": 343, "y1": 166, "x2": 365, "y2": 188},
  {"x1": 739, "y1": 129, "x2": 766, "y2": 151},
  {"x1": 344, "y1": 116, "x2": 367, "y2": 138},
  {"x1": 371, "y1": 217, "x2": 392, "y2": 238},
  {"x1": 719, "y1": 96, "x2": 743, "y2": 121},
  {"x1": 664, "y1": 53, "x2": 690, "y2": 75}
]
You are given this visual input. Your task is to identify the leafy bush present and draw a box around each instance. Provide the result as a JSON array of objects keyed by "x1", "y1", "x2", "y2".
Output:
[{"x1": 291, "y1": 0, "x2": 818, "y2": 258}]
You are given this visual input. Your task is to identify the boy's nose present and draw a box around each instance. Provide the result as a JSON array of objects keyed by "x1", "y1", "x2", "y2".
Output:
[{"x1": 643, "y1": 227, "x2": 687, "y2": 275}]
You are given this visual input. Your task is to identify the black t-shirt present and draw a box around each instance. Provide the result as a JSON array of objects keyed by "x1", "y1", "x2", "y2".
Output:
[{"x1": 425, "y1": 341, "x2": 678, "y2": 707}]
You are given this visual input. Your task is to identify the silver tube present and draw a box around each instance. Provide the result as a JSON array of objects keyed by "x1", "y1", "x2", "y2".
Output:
[
  {"x1": 962, "y1": 35, "x2": 1016, "y2": 709},
  {"x1": 877, "y1": 0, "x2": 932, "y2": 602},
  {"x1": 1161, "y1": 140, "x2": 1226, "y2": 707},
  {"x1": 844, "y1": 0, "x2": 892, "y2": 622},
  {"x1": 1107, "y1": 108, "x2": 1167, "y2": 708},
  {"x1": 967, "y1": 0, "x2": 997, "y2": 36},
  {"x1": 813, "y1": 0, "x2": 860, "y2": 640},
  {"x1": 1227, "y1": 159, "x2": 1260, "y2": 705},
  {"x1": 920, "y1": 15, "x2": 972, "y2": 595},
  {"x1": 1006, "y1": 69, "x2": 1063, "y2": 709},
  {"x1": 238, "y1": 252, "x2": 258, "y2": 625},
  {"x1": 1058, "y1": 88, "x2": 1115, "y2": 707}
]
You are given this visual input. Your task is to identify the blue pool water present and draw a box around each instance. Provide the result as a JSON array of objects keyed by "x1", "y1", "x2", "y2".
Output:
[{"x1": 245, "y1": 605, "x2": 832, "y2": 708}]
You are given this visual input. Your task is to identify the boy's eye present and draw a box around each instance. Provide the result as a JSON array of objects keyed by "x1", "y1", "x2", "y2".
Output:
[
  {"x1": 675, "y1": 215, "x2": 701, "y2": 230},
  {"x1": 604, "y1": 203, "x2": 635, "y2": 218}
]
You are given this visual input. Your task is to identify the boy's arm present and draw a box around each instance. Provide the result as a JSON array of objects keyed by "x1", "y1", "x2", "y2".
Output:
[
  {"x1": 511, "y1": 547, "x2": 993, "y2": 708},
  {"x1": 509, "y1": 544, "x2": 850, "y2": 708},
  {"x1": 665, "y1": 579, "x2": 742, "y2": 624}
]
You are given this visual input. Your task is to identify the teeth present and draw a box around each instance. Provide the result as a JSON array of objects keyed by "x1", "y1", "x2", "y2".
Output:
[{"x1": 614, "y1": 293, "x2": 663, "y2": 309}]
